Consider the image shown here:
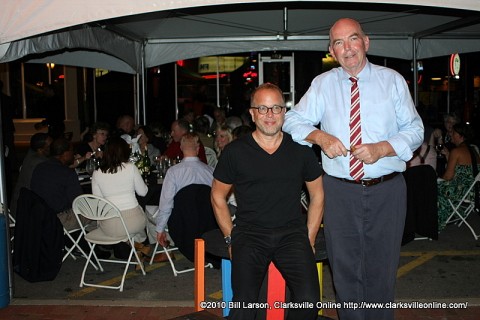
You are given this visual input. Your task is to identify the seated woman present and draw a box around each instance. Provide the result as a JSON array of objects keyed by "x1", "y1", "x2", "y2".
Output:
[
  {"x1": 407, "y1": 139, "x2": 437, "y2": 170},
  {"x1": 91, "y1": 137, "x2": 149, "y2": 257},
  {"x1": 437, "y1": 123, "x2": 480, "y2": 230},
  {"x1": 73, "y1": 122, "x2": 110, "y2": 169},
  {"x1": 137, "y1": 125, "x2": 160, "y2": 163},
  {"x1": 214, "y1": 125, "x2": 233, "y2": 158}
]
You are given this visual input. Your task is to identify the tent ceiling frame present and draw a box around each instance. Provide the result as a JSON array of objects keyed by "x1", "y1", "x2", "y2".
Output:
[{"x1": 414, "y1": 16, "x2": 480, "y2": 38}]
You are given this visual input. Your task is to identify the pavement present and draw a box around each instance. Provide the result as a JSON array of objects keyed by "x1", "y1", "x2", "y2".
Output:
[
  {"x1": 2, "y1": 147, "x2": 480, "y2": 320},
  {"x1": 1, "y1": 211, "x2": 479, "y2": 319}
]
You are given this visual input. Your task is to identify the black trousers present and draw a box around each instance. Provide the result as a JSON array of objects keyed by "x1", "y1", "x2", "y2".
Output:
[
  {"x1": 229, "y1": 224, "x2": 319, "y2": 320},
  {"x1": 324, "y1": 174, "x2": 406, "y2": 320}
]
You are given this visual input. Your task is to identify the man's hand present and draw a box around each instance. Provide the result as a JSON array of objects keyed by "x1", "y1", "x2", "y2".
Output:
[
  {"x1": 156, "y1": 231, "x2": 169, "y2": 247},
  {"x1": 306, "y1": 130, "x2": 348, "y2": 158},
  {"x1": 351, "y1": 141, "x2": 395, "y2": 164}
]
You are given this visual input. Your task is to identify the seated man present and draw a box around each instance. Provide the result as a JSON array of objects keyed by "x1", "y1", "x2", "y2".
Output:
[
  {"x1": 30, "y1": 138, "x2": 84, "y2": 231},
  {"x1": 163, "y1": 119, "x2": 208, "y2": 164},
  {"x1": 11, "y1": 133, "x2": 52, "y2": 217},
  {"x1": 112, "y1": 114, "x2": 136, "y2": 138},
  {"x1": 155, "y1": 132, "x2": 214, "y2": 252}
]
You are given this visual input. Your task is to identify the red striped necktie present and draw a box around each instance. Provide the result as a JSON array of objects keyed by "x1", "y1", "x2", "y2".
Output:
[{"x1": 349, "y1": 77, "x2": 364, "y2": 180}]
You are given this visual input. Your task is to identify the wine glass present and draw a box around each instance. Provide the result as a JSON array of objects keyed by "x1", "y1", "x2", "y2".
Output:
[
  {"x1": 86, "y1": 158, "x2": 96, "y2": 175},
  {"x1": 435, "y1": 143, "x2": 444, "y2": 156}
]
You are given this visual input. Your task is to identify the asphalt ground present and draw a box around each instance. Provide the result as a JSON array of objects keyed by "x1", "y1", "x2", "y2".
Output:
[
  {"x1": 5, "y1": 145, "x2": 480, "y2": 317},
  {"x1": 6, "y1": 211, "x2": 480, "y2": 311}
]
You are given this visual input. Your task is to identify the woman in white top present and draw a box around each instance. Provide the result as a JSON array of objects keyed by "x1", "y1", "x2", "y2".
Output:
[{"x1": 92, "y1": 136, "x2": 148, "y2": 243}]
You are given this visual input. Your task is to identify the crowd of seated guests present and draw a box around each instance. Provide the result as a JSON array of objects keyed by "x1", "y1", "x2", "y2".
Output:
[{"x1": 11, "y1": 108, "x2": 256, "y2": 266}]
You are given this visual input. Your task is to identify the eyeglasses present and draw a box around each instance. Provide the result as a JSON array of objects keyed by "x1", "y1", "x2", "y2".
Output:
[{"x1": 250, "y1": 105, "x2": 285, "y2": 115}]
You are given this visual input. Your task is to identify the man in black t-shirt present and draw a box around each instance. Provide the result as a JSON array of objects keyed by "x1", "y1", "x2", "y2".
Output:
[{"x1": 211, "y1": 83, "x2": 324, "y2": 320}]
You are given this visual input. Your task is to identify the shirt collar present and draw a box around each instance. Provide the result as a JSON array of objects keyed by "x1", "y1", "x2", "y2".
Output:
[
  {"x1": 182, "y1": 156, "x2": 200, "y2": 162},
  {"x1": 341, "y1": 59, "x2": 371, "y2": 83}
]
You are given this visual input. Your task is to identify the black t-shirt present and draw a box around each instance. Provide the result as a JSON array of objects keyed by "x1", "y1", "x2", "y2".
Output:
[{"x1": 214, "y1": 132, "x2": 323, "y2": 229}]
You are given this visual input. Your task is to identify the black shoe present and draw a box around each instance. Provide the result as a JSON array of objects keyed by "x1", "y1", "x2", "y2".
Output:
[
  {"x1": 94, "y1": 247, "x2": 111, "y2": 259},
  {"x1": 113, "y1": 242, "x2": 131, "y2": 259},
  {"x1": 70, "y1": 248, "x2": 83, "y2": 257}
]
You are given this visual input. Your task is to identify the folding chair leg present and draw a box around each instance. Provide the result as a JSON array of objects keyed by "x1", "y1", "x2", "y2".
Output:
[
  {"x1": 447, "y1": 200, "x2": 479, "y2": 240},
  {"x1": 63, "y1": 228, "x2": 98, "y2": 270},
  {"x1": 149, "y1": 241, "x2": 212, "y2": 276},
  {"x1": 80, "y1": 242, "x2": 145, "y2": 292}
]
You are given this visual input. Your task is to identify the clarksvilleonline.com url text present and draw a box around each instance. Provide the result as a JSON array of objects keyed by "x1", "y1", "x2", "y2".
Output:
[{"x1": 327, "y1": 301, "x2": 469, "y2": 310}]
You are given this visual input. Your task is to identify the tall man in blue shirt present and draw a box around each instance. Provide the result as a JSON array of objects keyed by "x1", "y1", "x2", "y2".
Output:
[{"x1": 283, "y1": 18, "x2": 423, "y2": 320}]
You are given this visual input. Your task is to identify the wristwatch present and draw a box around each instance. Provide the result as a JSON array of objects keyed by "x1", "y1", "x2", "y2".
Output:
[{"x1": 224, "y1": 235, "x2": 232, "y2": 247}]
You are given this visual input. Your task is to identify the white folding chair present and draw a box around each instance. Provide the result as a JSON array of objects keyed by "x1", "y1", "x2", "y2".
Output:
[
  {"x1": 72, "y1": 194, "x2": 146, "y2": 292},
  {"x1": 3, "y1": 207, "x2": 15, "y2": 253},
  {"x1": 446, "y1": 172, "x2": 480, "y2": 240},
  {"x1": 62, "y1": 226, "x2": 99, "y2": 270},
  {"x1": 8, "y1": 211, "x2": 15, "y2": 243},
  {"x1": 145, "y1": 205, "x2": 212, "y2": 276},
  {"x1": 301, "y1": 190, "x2": 309, "y2": 211},
  {"x1": 149, "y1": 242, "x2": 190, "y2": 276}
]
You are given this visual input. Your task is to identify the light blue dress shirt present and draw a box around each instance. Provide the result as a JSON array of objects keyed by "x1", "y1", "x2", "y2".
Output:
[
  {"x1": 155, "y1": 157, "x2": 214, "y2": 232},
  {"x1": 283, "y1": 61, "x2": 424, "y2": 179}
]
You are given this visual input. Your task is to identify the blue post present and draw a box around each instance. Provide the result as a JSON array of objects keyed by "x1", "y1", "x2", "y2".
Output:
[
  {"x1": 221, "y1": 259, "x2": 232, "y2": 317},
  {"x1": 0, "y1": 214, "x2": 9, "y2": 308}
]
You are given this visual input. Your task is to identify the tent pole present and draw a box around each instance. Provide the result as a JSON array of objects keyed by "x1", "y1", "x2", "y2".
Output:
[
  {"x1": 216, "y1": 57, "x2": 220, "y2": 107},
  {"x1": 92, "y1": 71, "x2": 97, "y2": 122},
  {"x1": 175, "y1": 63, "x2": 178, "y2": 120},
  {"x1": 142, "y1": 43, "x2": 147, "y2": 125},
  {"x1": 412, "y1": 37, "x2": 419, "y2": 107},
  {"x1": 447, "y1": 64, "x2": 450, "y2": 115},
  {"x1": 0, "y1": 94, "x2": 12, "y2": 306},
  {"x1": 21, "y1": 63, "x2": 26, "y2": 119}
]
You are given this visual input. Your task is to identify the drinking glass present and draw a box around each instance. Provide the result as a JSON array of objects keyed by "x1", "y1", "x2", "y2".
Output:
[
  {"x1": 435, "y1": 143, "x2": 444, "y2": 156},
  {"x1": 86, "y1": 158, "x2": 96, "y2": 175}
]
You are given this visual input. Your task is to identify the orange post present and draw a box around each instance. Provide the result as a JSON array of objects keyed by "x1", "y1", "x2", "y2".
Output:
[
  {"x1": 194, "y1": 239, "x2": 205, "y2": 311},
  {"x1": 266, "y1": 263, "x2": 286, "y2": 320}
]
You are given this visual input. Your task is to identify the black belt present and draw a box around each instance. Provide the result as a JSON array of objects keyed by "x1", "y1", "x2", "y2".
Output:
[{"x1": 332, "y1": 172, "x2": 399, "y2": 187}]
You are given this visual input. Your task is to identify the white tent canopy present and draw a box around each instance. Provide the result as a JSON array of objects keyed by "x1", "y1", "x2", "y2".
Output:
[{"x1": 1, "y1": 0, "x2": 480, "y2": 73}]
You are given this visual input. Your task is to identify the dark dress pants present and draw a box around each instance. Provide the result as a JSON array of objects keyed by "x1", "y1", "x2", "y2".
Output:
[
  {"x1": 229, "y1": 224, "x2": 319, "y2": 320},
  {"x1": 324, "y1": 174, "x2": 406, "y2": 320}
]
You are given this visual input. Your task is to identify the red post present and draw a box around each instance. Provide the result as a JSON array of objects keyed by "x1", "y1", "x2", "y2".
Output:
[{"x1": 266, "y1": 263, "x2": 285, "y2": 320}]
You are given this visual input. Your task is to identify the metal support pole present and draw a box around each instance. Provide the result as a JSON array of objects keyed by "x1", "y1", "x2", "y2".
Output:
[
  {"x1": 412, "y1": 37, "x2": 419, "y2": 107},
  {"x1": 0, "y1": 94, "x2": 11, "y2": 307},
  {"x1": 174, "y1": 63, "x2": 179, "y2": 120},
  {"x1": 21, "y1": 63, "x2": 26, "y2": 119},
  {"x1": 216, "y1": 57, "x2": 220, "y2": 107}
]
